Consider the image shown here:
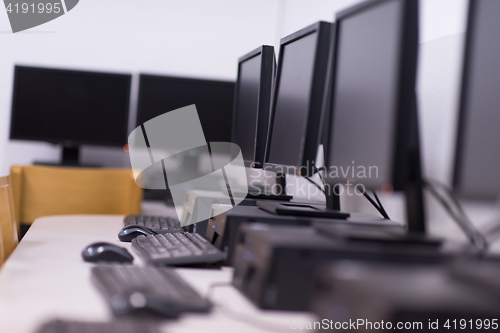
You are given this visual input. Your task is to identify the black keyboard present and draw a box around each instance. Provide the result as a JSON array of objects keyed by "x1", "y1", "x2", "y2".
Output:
[
  {"x1": 91, "y1": 264, "x2": 212, "y2": 318},
  {"x1": 132, "y1": 233, "x2": 225, "y2": 265},
  {"x1": 124, "y1": 214, "x2": 183, "y2": 233},
  {"x1": 36, "y1": 319, "x2": 159, "y2": 333}
]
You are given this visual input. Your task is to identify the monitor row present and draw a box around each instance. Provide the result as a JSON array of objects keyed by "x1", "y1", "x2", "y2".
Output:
[
  {"x1": 235, "y1": 0, "x2": 500, "y2": 210},
  {"x1": 10, "y1": 0, "x2": 500, "y2": 209},
  {"x1": 9, "y1": 68, "x2": 235, "y2": 164}
]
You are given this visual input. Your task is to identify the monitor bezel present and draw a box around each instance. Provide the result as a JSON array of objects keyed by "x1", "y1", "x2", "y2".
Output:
[
  {"x1": 231, "y1": 45, "x2": 276, "y2": 169},
  {"x1": 324, "y1": 0, "x2": 420, "y2": 191},
  {"x1": 263, "y1": 21, "x2": 332, "y2": 178},
  {"x1": 452, "y1": 0, "x2": 479, "y2": 197},
  {"x1": 10, "y1": 65, "x2": 132, "y2": 148},
  {"x1": 320, "y1": 23, "x2": 336, "y2": 156}
]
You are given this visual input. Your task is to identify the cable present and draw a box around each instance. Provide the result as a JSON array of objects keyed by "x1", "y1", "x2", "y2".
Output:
[
  {"x1": 425, "y1": 180, "x2": 484, "y2": 237},
  {"x1": 481, "y1": 223, "x2": 500, "y2": 243},
  {"x1": 427, "y1": 179, "x2": 469, "y2": 217},
  {"x1": 303, "y1": 176, "x2": 326, "y2": 195},
  {"x1": 475, "y1": 196, "x2": 500, "y2": 242},
  {"x1": 372, "y1": 190, "x2": 390, "y2": 219},
  {"x1": 426, "y1": 180, "x2": 489, "y2": 249},
  {"x1": 423, "y1": 180, "x2": 488, "y2": 254},
  {"x1": 362, "y1": 191, "x2": 388, "y2": 219},
  {"x1": 313, "y1": 165, "x2": 326, "y2": 188},
  {"x1": 313, "y1": 165, "x2": 390, "y2": 219},
  {"x1": 431, "y1": 182, "x2": 497, "y2": 249},
  {"x1": 426, "y1": 184, "x2": 486, "y2": 253}
]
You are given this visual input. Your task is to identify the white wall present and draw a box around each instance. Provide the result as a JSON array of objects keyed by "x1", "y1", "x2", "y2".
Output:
[
  {"x1": 276, "y1": 0, "x2": 361, "y2": 44},
  {"x1": 0, "y1": 0, "x2": 281, "y2": 174}
]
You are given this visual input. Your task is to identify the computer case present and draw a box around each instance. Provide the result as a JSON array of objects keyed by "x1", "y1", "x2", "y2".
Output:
[
  {"x1": 310, "y1": 261, "x2": 500, "y2": 332},
  {"x1": 207, "y1": 204, "x2": 403, "y2": 266},
  {"x1": 232, "y1": 224, "x2": 463, "y2": 311},
  {"x1": 181, "y1": 189, "x2": 260, "y2": 236},
  {"x1": 206, "y1": 205, "x2": 314, "y2": 265}
]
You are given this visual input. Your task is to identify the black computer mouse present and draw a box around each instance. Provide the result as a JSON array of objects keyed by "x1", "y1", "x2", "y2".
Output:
[
  {"x1": 82, "y1": 242, "x2": 134, "y2": 263},
  {"x1": 118, "y1": 225, "x2": 157, "y2": 242}
]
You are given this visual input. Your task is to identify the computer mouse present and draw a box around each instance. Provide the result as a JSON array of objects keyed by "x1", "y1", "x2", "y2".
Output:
[
  {"x1": 82, "y1": 242, "x2": 134, "y2": 263},
  {"x1": 118, "y1": 225, "x2": 157, "y2": 242}
]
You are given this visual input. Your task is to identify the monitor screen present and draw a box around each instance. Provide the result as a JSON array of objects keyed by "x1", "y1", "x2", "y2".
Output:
[
  {"x1": 232, "y1": 53, "x2": 262, "y2": 163},
  {"x1": 328, "y1": 0, "x2": 404, "y2": 190},
  {"x1": 454, "y1": 0, "x2": 500, "y2": 199},
  {"x1": 137, "y1": 75, "x2": 235, "y2": 143},
  {"x1": 10, "y1": 66, "x2": 131, "y2": 147},
  {"x1": 266, "y1": 32, "x2": 318, "y2": 168}
]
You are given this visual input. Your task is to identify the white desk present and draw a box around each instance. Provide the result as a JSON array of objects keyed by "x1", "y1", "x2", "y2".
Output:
[{"x1": 0, "y1": 215, "x2": 316, "y2": 333}]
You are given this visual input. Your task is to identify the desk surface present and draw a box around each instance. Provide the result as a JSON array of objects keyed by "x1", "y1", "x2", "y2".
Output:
[{"x1": 0, "y1": 214, "x2": 315, "y2": 333}]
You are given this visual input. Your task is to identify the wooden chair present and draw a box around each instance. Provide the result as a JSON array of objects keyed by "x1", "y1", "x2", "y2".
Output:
[
  {"x1": 10, "y1": 166, "x2": 143, "y2": 227},
  {"x1": 0, "y1": 175, "x2": 19, "y2": 263}
]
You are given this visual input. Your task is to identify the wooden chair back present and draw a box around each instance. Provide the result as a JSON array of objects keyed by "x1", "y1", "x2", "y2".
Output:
[
  {"x1": 0, "y1": 175, "x2": 19, "y2": 262},
  {"x1": 10, "y1": 166, "x2": 143, "y2": 225}
]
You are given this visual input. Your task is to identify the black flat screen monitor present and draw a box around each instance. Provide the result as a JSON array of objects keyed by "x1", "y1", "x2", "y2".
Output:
[
  {"x1": 264, "y1": 21, "x2": 332, "y2": 178},
  {"x1": 453, "y1": 0, "x2": 500, "y2": 200},
  {"x1": 326, "y1": 0, "x2": 419, "y2": 192},
  {"x1": 10, "y1": 66, "x2": 131, "y2": 158},
  {"x1": 232, "y1": 45, "x2": 275, "y2": 168},
  {"x1": 137, "y1": 75, "x2": 235, "y2": 143},
  {"x1": 325, "y1": 0, "x2": 425, "y2": 233}
]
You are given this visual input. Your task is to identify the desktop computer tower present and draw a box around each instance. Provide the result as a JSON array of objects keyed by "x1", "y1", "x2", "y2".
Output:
[
  {"x1": 181, "y1": 190, "x2": 233, "y2": 236},
  {"x1": 232, "y1": 223, "x2": 459, "y2": 311},
  {"x1": 206, "y1": 204, "x2": 315, "y2": 265},
  {"x1": 181, "y1": 189, "x2": 262, "y2": 236},
  {"x1": 310, "y1": 261, "x2": 500, "y2": 331},
  {"x1": 207, "y1": 204, "x2": 405, "y2": 266}
]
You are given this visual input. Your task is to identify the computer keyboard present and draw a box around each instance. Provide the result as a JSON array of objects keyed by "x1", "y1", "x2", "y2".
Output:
[
  {"x1": 91, "y1": 264, "x2": 212, "y2": 318},
  {"x1": 36, "y1": 319, "x2": 160, "y2": 333},
  {"x1": 124, "y1": 214, "x2": 184, "y2": 233},
  {"x1": 132, "y1": 233, "x2": 225, "y2": 265}
]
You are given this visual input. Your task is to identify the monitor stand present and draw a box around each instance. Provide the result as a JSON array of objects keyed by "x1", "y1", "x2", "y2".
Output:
[
  {"x1": 313, "y1": 207, "x2": 441, "y2": 248},
  {"x1": 245, "y1": 172, "x2": 292, "y2": 201},
  {"x1": 256, "y1": 187, "x2": 349, "y2": 219},
  {"x1": 34, "y1": 146, "x2": 100, "y2": 168},
  {"x1": 257, "y1": 170, "x2": 349, "y2": 219},
  {"x1": 246, "y1": 192, "x2": 292, "y2": 201},
  {"x1": 315, "y1": 93, "x2": 442, "y2": 246}
]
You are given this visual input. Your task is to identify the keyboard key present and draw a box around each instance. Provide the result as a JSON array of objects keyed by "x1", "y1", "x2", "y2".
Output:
[
  {"x1": 132, "y1": 233, "x2": 225, "y2": 265},
  {"x1": 123, "y1": 215, "x2": 184, "y2": 234}
]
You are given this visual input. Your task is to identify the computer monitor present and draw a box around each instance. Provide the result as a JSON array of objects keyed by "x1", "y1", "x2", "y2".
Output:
[
  {"x1": 137, "y1": 75, "x2": 235, "y2": 143},
  {"x1": 453, "y1": 0, "x2": 500, "y2": 200},
  {"x1": 325, "y1": 0, "x2": 423, "y2": 232},
  {"x1": 136, "y1": 74, "x2": 235, "y2": 201},
  {"x1": 10, "y1": 66, "x2": 132, "y2": 165},
  {"x1": 232, "y1": 45, "x2": 276, "y2": 168},
  {"x1": 257, "y1": 21, "x2": 351, "y2": 217},
  {"x1": 264, "y1": 21, "x2": 332, "y2": 179}
]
